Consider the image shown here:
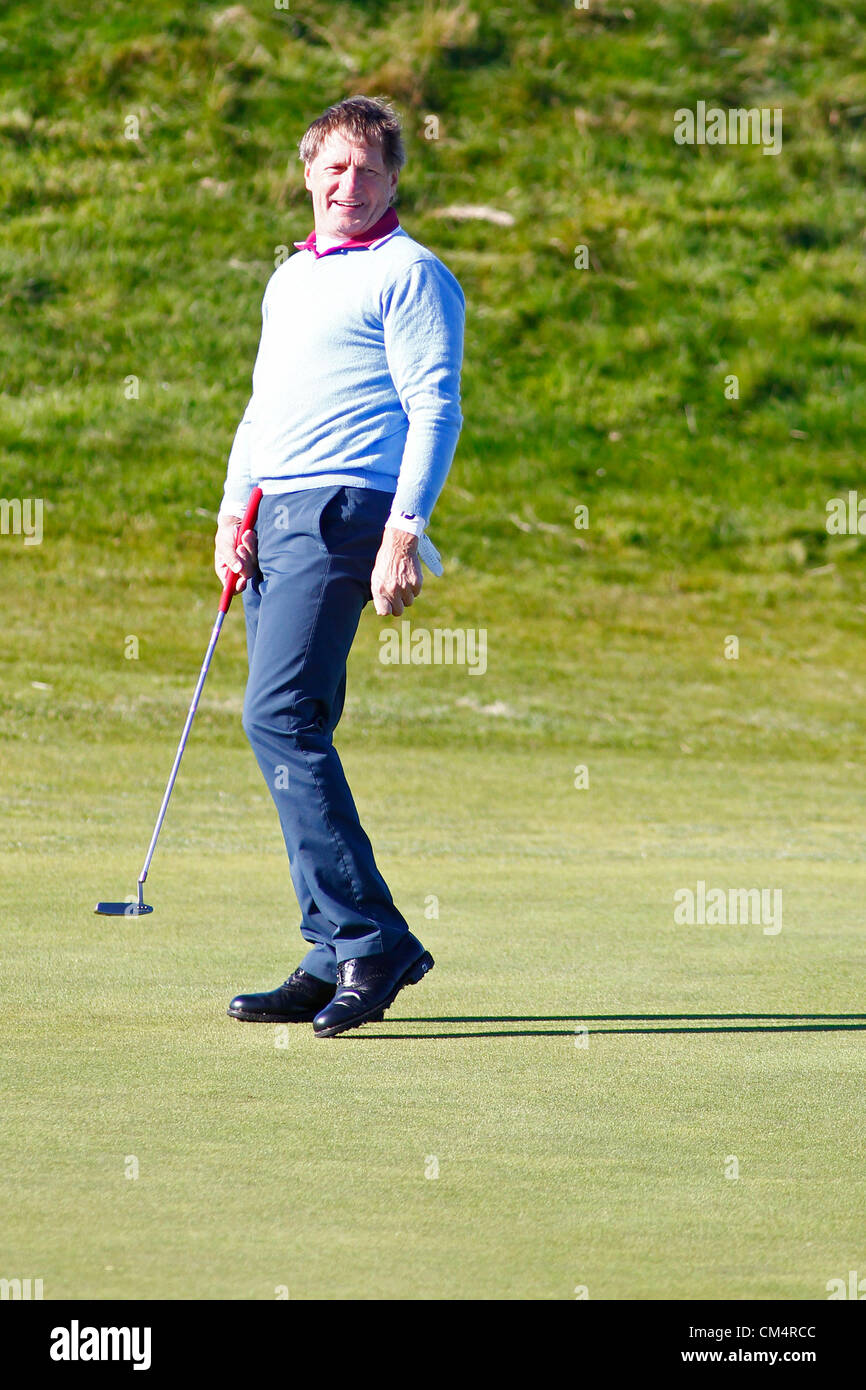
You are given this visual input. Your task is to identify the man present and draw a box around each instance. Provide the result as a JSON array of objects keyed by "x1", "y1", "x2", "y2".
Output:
[{"x1": 215, "y1": 96, "x2": 465, "y2": 1038}]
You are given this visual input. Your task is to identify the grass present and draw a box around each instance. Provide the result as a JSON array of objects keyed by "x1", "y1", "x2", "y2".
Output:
[
  {"x1": 3, "y1": 736, "x2": 864, "y2": 1299},
  {"x1": 2, "y1": 0, "x2": 866, "y2": 570},
  {"x1": 1, "y1": 0, "x2": 865, "y2": 1300}
]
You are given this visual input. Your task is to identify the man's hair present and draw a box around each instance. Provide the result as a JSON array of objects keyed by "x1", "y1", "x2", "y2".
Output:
[{"x1": 298, "y1": 96, "x2": 407, "y2": 178}]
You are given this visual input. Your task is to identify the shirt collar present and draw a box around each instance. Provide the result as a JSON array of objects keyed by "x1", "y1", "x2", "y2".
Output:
[{"x1": 293, "y1": 207, "x2": 400, "y2": 258}]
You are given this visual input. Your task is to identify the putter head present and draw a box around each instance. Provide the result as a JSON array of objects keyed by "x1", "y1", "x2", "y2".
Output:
[{"x1": 94, "y1": 901, "x2": 154, "y2": 917}]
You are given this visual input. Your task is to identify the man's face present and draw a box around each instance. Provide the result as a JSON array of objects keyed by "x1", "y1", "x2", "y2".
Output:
[{"x1": 304, "y1": 131, "x2": 398, "y2": 240}]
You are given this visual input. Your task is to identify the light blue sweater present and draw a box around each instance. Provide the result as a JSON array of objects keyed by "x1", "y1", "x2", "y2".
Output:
[{"x1": 221, "y1": 223, "x2": 465, "y2": 531}]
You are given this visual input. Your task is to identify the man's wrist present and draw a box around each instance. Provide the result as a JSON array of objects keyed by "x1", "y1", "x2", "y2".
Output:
[{"x1": 384, "y1": 523, "x2": 420, "y2": 552}]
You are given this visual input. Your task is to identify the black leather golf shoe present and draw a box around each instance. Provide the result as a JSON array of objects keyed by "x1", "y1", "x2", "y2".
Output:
[
  {"x1": 312, "y1": 934, "x2": 434, "y2": 1038},
  {"x1": 227, "y1": 967, "x2": 336, "y2": 1023}
]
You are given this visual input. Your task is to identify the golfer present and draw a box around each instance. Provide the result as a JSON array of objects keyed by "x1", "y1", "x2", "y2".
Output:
[{"x1": 216, "y1": 97, "x2": 465, "y2": 1038}]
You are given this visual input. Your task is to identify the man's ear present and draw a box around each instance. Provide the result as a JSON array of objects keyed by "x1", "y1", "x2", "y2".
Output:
[
  {"x1": 389, "y1": 171, "x2": 399, "y2": 205},
  {"x1": 303, "y1": 163, "x2": 313, "y2": 192}
]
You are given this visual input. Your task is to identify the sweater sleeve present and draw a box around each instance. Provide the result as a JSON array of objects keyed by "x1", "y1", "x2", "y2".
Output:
[
  {"x1": 219, "y1": 399, "x2": 254, "y2": 520},
  {"x1": 381, "y1": 257, "x2": 465, "y2": 526},
  {"x1": 219, "y1": 285, "x2": 271, "y2": 519}
]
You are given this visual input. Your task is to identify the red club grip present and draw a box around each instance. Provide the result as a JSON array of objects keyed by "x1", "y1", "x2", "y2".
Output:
[{"x1": 219, "y1": 486, "x2": 263, "y2": 614}]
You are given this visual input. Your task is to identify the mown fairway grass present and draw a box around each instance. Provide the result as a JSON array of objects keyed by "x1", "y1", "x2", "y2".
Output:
[
  {"x1": 1, "y1": 0, "x2": 865, "y2": 1299},
  {"x1": 2, "y1": 730, "x2": 865, "y2": 1299}
]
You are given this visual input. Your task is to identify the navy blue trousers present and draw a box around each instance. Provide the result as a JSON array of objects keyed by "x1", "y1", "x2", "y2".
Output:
[{"x1": 242, "y1": 486, "x2": 410, "y2": 984}]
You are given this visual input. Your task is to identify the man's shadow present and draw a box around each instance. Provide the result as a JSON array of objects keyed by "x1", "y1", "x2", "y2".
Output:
[{"x1": 343, "y1": 1013, "x2": 866, "y2": 1039}]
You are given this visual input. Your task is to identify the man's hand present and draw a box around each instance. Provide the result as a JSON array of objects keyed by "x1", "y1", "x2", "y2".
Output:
[
  {"x1": 371, "y1": 526, "x2": 422, "y2": 616},
  {"x1": 214, "y1": 513, "x2": 258, "y2": 593}
]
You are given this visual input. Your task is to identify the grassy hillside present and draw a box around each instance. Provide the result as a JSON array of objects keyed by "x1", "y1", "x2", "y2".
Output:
[
  {"x1": 2, "y1": 0, "x2": 865, "y2": 756},
  {"x1": 2, "y1": 0, "x2": 865, "y2": 568}
]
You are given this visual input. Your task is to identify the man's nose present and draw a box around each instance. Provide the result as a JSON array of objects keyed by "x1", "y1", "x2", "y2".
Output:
[{"x1": 338, "y1": 167, "x2": 363, "y2": 194}]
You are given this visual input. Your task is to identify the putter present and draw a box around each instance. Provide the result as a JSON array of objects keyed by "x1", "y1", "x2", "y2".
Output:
[{"x1": 95, "y1": 487, "x2": 263, "y2": 917}]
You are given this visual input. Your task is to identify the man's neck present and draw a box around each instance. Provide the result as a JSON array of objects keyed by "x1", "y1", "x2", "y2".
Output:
[
  {"x1": 313, "y1": 231, "x2": 345, "y2": 250},
  {"x1": 294, "y1": 208, "x2": 400, "y2": 260}
]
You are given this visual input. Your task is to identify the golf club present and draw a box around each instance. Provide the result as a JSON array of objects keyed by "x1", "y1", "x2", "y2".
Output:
[{"x1": 95, "y1": 486, "x2": 263, "y2": 917}]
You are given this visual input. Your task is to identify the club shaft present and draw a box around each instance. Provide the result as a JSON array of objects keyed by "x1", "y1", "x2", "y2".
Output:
[{"x1": 137, "y1": 608, "x2": 227, "y2": 890}]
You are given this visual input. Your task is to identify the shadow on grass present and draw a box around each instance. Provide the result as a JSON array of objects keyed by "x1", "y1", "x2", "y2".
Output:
[{"x1": 343, "y1": 1014, "x2": 866, "y2": 1039}]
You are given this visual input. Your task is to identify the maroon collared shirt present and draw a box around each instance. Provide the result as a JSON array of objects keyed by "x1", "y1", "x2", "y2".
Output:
[{"x1": 293, "y1": 207, "x2": 400, "y2": 259}]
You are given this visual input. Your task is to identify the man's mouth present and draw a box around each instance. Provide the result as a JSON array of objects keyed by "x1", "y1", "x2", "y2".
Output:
[{"x1": 332, "y1": 200, "x2": 363, "y2": 209}]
